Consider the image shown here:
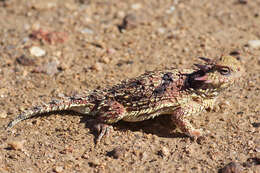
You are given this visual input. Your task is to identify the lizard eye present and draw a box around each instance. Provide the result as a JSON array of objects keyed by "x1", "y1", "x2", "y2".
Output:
[{"x1": 219, "y1": 67, "x2": 230, "y2": 75}]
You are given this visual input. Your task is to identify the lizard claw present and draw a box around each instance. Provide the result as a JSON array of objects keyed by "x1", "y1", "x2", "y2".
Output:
[
  {"x1": 186, "y1": 128, "x2": 204, "y2": 141},
  {"x1": 189, "y1": 129, "x2": 203, "y2": 137},
  {"x1": 94, "y1": 123, "x2": 113, "y2": 144}
]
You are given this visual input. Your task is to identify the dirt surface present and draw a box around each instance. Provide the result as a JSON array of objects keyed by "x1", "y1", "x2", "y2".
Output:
[{"x1": 0, "y1": 0, "x2": 259, "y2": 172}]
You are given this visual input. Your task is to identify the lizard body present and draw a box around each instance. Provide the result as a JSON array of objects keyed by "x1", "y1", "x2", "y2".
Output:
[{"x1": 7, "y1": 55, "x2": 244, "y2": 141}]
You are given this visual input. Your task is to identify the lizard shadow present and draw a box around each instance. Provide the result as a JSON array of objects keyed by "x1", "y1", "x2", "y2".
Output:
[
  {"x1": 12, "y1": 111, "x2": 187, "y2": 140},
  {"x1": 79, "y1": 114, "x2": 188, "y2": 139}
]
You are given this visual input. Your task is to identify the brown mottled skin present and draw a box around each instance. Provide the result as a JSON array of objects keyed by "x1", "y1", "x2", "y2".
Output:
[{"x1": 7, "y1": 55, "x2": 244, "y2": 142}]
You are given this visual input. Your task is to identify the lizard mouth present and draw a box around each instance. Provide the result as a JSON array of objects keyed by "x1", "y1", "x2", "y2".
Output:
[
  {"x1": 193, "y1": 62, "x2": 214, "y2": 84},
  {"x1": 194, "y1": 74, "x2": 212, "y2": 83},
  {"x1": 187, "y1": 70, "x2": 208, "y2": 89},
  {"x1": 187, "y1": 66, "x2": 221, "y2": 91}
]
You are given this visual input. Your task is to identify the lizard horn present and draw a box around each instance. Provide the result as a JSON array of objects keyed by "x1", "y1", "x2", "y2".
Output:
[
  {"x1": 198, "y1": 57, "x2": 213, "y2": 64},
  {"x1": 194, "y1": 64, "x2": 211, "y2": 71}
]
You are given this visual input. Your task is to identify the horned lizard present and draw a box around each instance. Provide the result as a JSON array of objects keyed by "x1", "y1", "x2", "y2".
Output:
[{"x1": 7, "y1": 55, "x2": 244, "y2": 142}]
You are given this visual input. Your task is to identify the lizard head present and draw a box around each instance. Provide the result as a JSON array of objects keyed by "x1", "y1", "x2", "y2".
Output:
[{"x1": 192, "y1": 55, "x2": 244, "y2": 91}]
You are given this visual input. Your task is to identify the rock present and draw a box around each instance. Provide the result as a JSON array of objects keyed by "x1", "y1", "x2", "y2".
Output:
[
  {"x1": 100, "y1": 56, "x2": 110, "y2": 64},
  {"x1": 7, "y1": 140, "x2": 25, "y2": 151},
  {"x1": 107, "y1": 48, "x2": 116, "y2": 55},
  {"x1": 157, "y1": 27, "x2": 166, "y2": 34},
  {"x1": 107, "y1": 147, "x2": 125, "y2": 159},
  {"x1": 140, "y1": 151, "x2": 149, "y2": 161},
  {"x1": 88, "y1": 158, "x2": 101, "y2": 167},
  {"x1": 45, "y1": 61, "x2": 59, "y2": 75},
  {"x1": 247, "y1": 40, "x2": 260, "y2": 49},
  {"x1": 166, "y1": 6, "x2": 175, "y2": 14},
  {"x1": 229, "y1": 50, "x2": 240, "y2": 56},
  {"x1": 237, "y1": 0, "x2": 247, "y2": 4},
  {"x1": 219, "y1": 162, "x2": 243, "y2": 173},
  {"x1": 131, "y1": 3, "x2": 142, "y2": 10},
  {"x1": 32, "y1": 60, "x2": 60, "y2": 75},
  {"x1": 158, "y1": 146, "x2": 170, "y2": 158},
  {"x1": 29, "y1": 46, "x2": 46, "y2": 57},
  {"x1": 252, "y1": 122, "x2": 260, "y2": 128},
  {"x1": 81, "y1": 153, "x2": 89, "y2": 159},
  {"x1": 120, "y1": 14, "x2": 138, "y2": 30},
  {"x1": 30, "y1": 29, "x2": 68, "y2": 44},
  {"x1": 244, "y1": 157, "x2": 260, "y2": 167},
  {"x1": 53, "y1": 166, "x2": 63, "y2": 173},
  {"x1": 91, "y1": 63, "x2": 103, "y2": 72},
  {"x1": 31, "y1": 1, "x2": 57, "y2": 10},
  {"x1": 16, "y1": 55, "x2": 35, "y2": 66},
  {"x1": 81, "y1": 28, "x2": 94, "y2": 34},
  {"x1": 0, "y1": 112, "x2": 7, "y2": 118}
]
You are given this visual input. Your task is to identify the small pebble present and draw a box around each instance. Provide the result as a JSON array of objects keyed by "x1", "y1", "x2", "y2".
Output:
[
  {"x1": 229, "y1": 51, "x2": 240, "y2": 56},
  {"x1": 131, "y1": 3, "x2": 142, "y2": 10},
  {"x1": 32, "y1": 60, "x2": 60, "y2": 75},
  {"x1": 117, "y1": 11, "x2": 125, "y2": 18},
  {"x1": 91, "y1": 63, "x2": 103, "y2": 72},
  {"x1": 238, "y1": 0, "x2": 247, "y2": 4},
  {"x1": 247, "y1": 40, "x2": 260, "y2": 49},
  {"x1": 57, "y1": 93, "x2": 65, "y2": 98},
  {"x1": 22, "y1": 37, "x2": 30, "y2": 43},
  {"x1": 53, "y1": 166, "x2": 63, "y2": 173},
  {"x1": 120, "y1": 14, "x2": 138, "y2": 30},
  {"x1": 166, "y1": 6, "x2": 175, "y2": 14},
  {"x1": 7, "y1": 140, "x2": 25, "y2": 151},
  {"x1": 16, "y1": 55, "x2": 35, "y2": 66},
  {"x1": 45, "y1": 61, "x2": 59, "y2": 75},
  {"x1": 158, "y1": 147, "x2": 170, "y2": 158},
  {"x1": 89, "y1": 158, "x2": 101, "y2": 167},
  {"x1": 81, "y1": 28, "x2": 94, "y2": 34},
  {"x1": 31, "y1": 23, "x2": 41, "y2": 30},
  {"x1": 219, "y1": 162, "x2": 243, "y2": 173},
  {"x1": 100, "y1": 56, "x2": 110, "y2": 64},
  {"x1": 157, "y1": 27, "x2": 166, "y2": 34},
  {"x1": 30, "y1": 46, "x2": 46, "y2": 57},
  {"x1": 31, "y1": 1, "x2": 57, "y2": 10},
  {"x1": 252, "y1": 122, "x2": 260, "y2": 128},
  {"x1": 244, "y1": 157, "x2": 260, "y2": 167},
  {"x1": 107, "y1": 48, "x2": 116, "y2": 54},
  {"x1": 0, "y1": 112, "x2": 7, "y2": 118},
  {"x1": 140, "y1": 151, "x2": 149, "y2": 161},
  {"x1": 107, "y1": 147, "x2": 125, "y2": 159},
  {"x1": 81, "y1": 153, "x2": 89, "y2": 159}
]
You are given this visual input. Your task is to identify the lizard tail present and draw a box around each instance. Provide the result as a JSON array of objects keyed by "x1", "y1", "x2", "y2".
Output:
[{"x1": 7, "y1": 98, "x2": 91, "y2": 129}]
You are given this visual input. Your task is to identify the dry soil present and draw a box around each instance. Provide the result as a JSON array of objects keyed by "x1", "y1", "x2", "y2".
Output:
[{"x1": 0, "y1": 0, "x2": 259, "y2": 172}]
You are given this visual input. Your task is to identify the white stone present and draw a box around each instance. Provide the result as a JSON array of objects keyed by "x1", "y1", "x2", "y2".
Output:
[
  {"x1": 30, "y1": 46, "x2": 46, "y2": 57},
  {"x1": 248, "y1": 40, "x2": 260, "y2": 48},
  {"x1": 81, "y1": 28, "x2": 94, "y2": 34},
  {"x1": 0, "y1": 112, "x2": 7, "y2": 118},
  {"x1": 166, "y1": 6, "x2": 175, "y2": 14},
  {"x1": 131, "y1": 3, "x2": 142, "y2": 10}
]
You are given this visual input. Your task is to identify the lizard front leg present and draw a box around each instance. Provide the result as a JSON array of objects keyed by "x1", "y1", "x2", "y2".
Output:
[{"x1": 171, "y1": 107, "x2": 203, "y2": 138}]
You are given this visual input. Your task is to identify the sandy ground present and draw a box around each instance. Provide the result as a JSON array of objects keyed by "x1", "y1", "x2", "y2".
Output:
[{"x1": 0, "y1": 0, "x2": 259, "y2": 172}]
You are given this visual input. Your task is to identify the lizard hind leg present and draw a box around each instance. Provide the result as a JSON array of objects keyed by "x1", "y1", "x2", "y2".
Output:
[{"x1": 92, "y1": 100, "x2": 127, "y2": 143}]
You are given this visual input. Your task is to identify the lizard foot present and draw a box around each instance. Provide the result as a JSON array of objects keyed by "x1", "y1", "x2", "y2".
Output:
[
  {"x1": 185, "y1": 128, "x2": 203, "y2": 141},
  {"x1": 94, "y1": 123, "x2": 113, "y2": 144},
  {"x1": 188, "y1": 128, "x2": 203, "y2": 137}
]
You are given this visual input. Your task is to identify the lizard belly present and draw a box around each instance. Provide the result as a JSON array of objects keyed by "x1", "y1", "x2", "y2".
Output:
[{"x1": 122, "y1": 104, "x2": 179, "y2": 122}]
